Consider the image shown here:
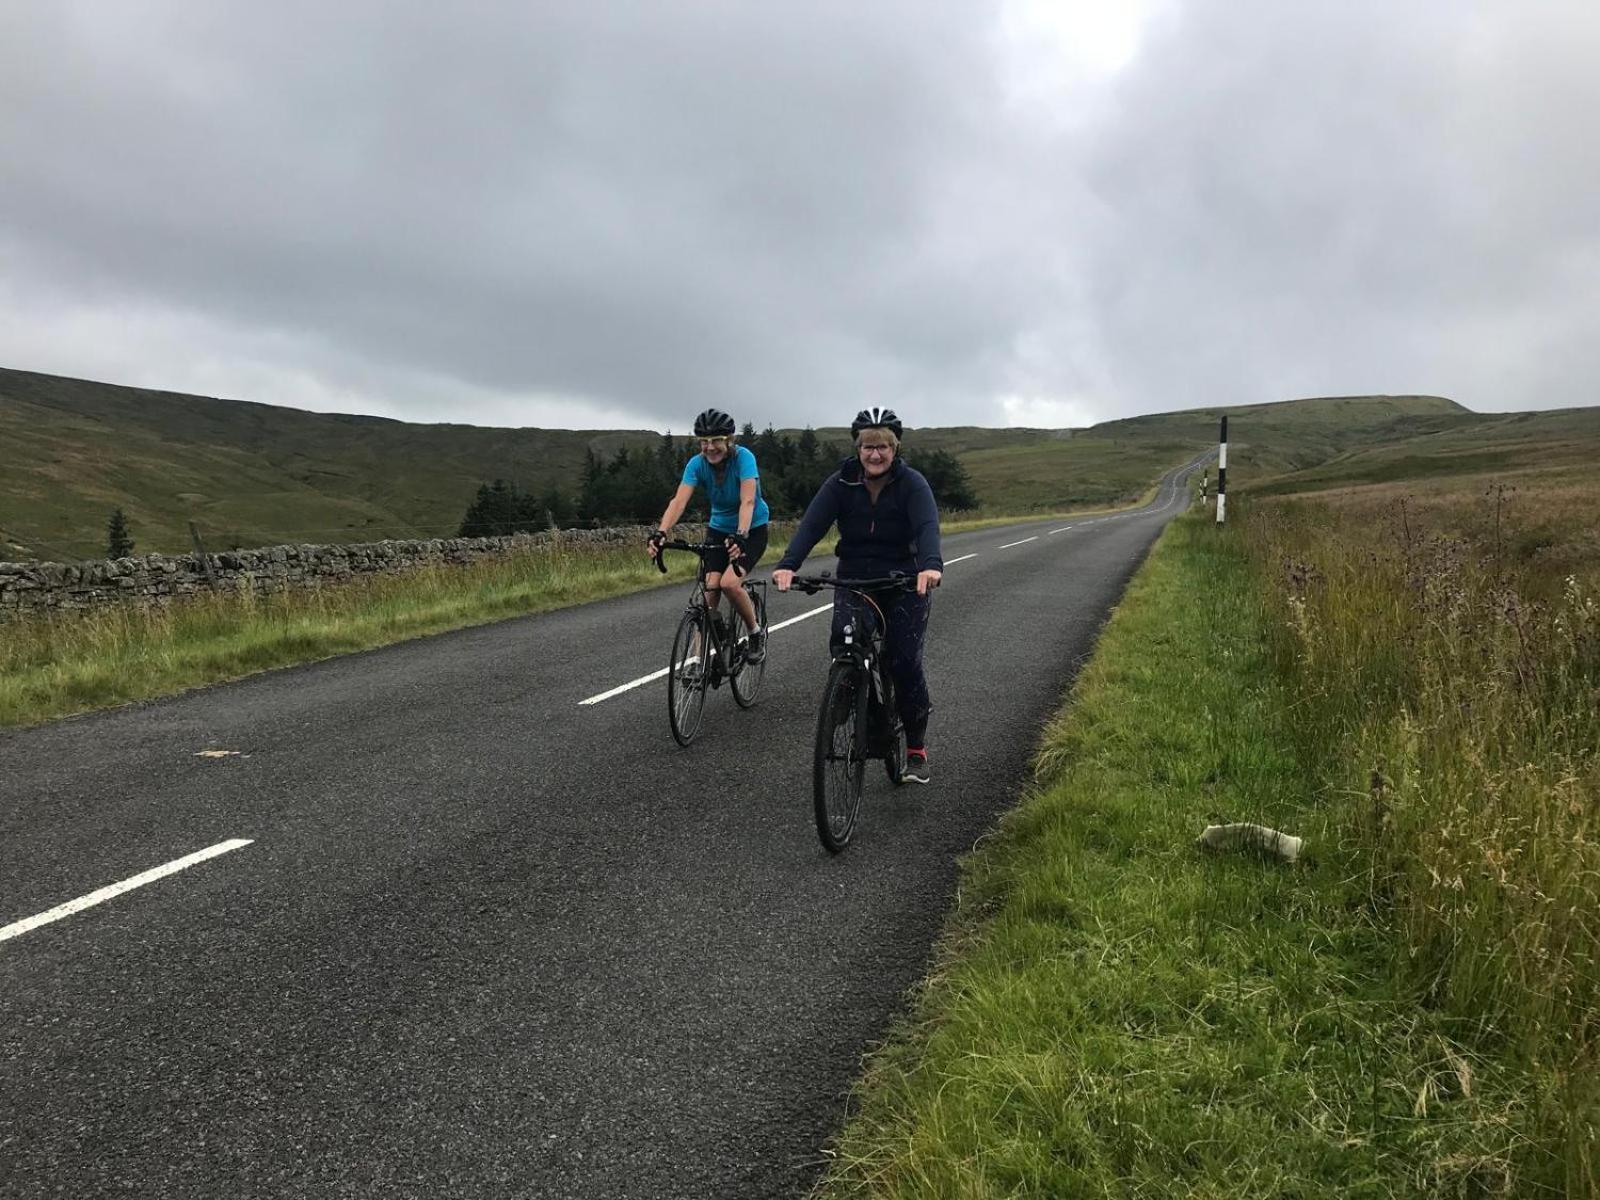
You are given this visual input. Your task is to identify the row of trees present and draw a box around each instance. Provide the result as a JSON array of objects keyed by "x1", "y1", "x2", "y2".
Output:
[{"x1": 457, "y1": 426, "x2": 979, "y2": 537}]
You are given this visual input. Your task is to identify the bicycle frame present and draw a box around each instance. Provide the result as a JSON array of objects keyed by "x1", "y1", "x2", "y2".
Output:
[
  {"x1": 832, "y1": 592, "x2": 901, "y2": 749},
  {"x1": 793, "y1": 572, "x2": 915, "y2": 850},
  {"x1": 659, "y1": 539, "x2": 762, "y2": 685},
  {"x1": 658, "y1": 539, "x2": 768, "y2": 746}
]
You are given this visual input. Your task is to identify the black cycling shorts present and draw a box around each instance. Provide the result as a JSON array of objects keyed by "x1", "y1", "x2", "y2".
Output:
[{"x1": 704, "y1": 524, "x2": 768, "y2": 576}]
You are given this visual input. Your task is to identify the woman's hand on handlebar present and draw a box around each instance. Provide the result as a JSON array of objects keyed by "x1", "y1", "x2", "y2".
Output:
[
  {"x1": 917, "y1": 569, "x2": 942, "y2": 596},
  {"x1": 772, "y1": 568, "x2": 795, "y2": 592}
]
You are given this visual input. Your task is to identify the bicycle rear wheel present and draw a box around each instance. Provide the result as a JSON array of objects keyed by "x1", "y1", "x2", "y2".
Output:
[
  {"x1": 813, "y1": 660, "x2": 867, "y2": 852},
  {"x1": 667, "y1": 609, "x2": 709, "y2": 746},
  {"x1": 730, "y1": 585, "x2": 768, "y2": 709}
]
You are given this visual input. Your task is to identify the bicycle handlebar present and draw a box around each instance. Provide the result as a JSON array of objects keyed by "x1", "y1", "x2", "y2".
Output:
[
  {"x1": 788, "y1": 572, "x2": 916, "y2": 596},
  {"x1": 652, "y1": 538, "x2": 749, "y2": 577}
]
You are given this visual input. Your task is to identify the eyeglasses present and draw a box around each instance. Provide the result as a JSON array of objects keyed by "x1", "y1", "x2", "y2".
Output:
[
  {"x1": 699, "y1": 437, "x2": 729, "y2": 449},
  {"x1": 859, "y1": 444, "x2": 894, "y2": 457}
]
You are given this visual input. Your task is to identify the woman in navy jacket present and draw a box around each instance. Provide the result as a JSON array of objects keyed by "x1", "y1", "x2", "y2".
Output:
[{"x1": 772, "y1": 407, "x2": 942, "y2": 784}]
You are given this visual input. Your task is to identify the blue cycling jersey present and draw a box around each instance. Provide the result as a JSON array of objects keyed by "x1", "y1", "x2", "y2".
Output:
[{"x1": 682, "y1": 444, "x2": 770, "y2": 533}]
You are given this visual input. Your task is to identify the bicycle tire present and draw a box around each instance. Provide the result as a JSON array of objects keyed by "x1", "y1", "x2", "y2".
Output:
[
  {"x1": 813, "y1": 660, "x2": 867, "y2": 852},
  {"x1": 667, "y1": 608, "x2": 709, "y2": 747},
  {"x1": 730, "y1": 586, "x2": 768, "y2": 709}
]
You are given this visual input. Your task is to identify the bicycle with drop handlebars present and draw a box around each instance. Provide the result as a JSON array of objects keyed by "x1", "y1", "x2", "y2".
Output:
[
  {"x1": 789, "y1": 572, "x2": 917, "y2": 852},
  {"x1": 654, "y1": 538, "x2": 768, "y2": 747}
]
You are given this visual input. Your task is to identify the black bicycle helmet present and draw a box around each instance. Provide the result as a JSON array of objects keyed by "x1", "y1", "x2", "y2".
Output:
[
  {"x1": 693, "y1": 408, "x2": 737, "y2": 437},
  {"x1": 850, "y1": 406, "x2": 903, "y2": 439}
]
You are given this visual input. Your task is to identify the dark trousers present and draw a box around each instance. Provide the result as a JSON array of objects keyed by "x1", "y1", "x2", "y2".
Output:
[{"x1": 830, "y1": 587, "x2": 933, "y2": 747}]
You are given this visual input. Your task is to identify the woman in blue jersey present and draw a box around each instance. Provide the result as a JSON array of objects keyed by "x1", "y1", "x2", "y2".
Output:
[{"x1": 647, "y1": 408, "x2": 772, "y2": 663}]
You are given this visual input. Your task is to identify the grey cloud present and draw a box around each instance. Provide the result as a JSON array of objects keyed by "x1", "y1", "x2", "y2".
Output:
[
  {"x1": 3, "y1": 1, "x2": 1597, "y2": 428},
  {"x1": 1079, "y1": 0, "x2": 1600, "y2": 412}
]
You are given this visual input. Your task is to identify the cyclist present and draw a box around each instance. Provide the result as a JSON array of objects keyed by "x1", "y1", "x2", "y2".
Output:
[
  {"x1": 647, "y1": 408, "x2": 772, "y2": 663},
  {"x1": 772, "y1": 407, "x2": 942, "y2": 784}
]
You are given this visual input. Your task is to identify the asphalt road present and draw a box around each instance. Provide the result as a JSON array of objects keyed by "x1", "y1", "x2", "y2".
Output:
[{"x1": 0, "y1": 460, "x2": 1203, "y2": 1198}]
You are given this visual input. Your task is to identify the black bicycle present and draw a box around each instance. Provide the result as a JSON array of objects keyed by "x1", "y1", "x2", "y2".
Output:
[
  {"x1": 790, "y1": 573, "x2": 916, "y2": 852},
  {"x1": 656, "y1": 539, "x2": 769, "y2": 746}
]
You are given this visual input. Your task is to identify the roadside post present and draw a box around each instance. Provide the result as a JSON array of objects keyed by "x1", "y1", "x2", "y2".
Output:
[
  {"x1": 1216, "y1": 415, "x2": 1228, "y2": 524},
  {"x1": 188, "y1": 521, "x2": 219, "y2": 589}
]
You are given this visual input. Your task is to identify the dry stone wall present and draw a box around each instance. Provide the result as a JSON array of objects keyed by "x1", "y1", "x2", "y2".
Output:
[{"x1": 0, "y1": 525, "x2": 695, "y2": 622}]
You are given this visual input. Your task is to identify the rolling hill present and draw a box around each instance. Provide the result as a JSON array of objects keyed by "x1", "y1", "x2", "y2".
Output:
[{"x1": 7, "y1": 365, "x2": 1574, "y2": 562}]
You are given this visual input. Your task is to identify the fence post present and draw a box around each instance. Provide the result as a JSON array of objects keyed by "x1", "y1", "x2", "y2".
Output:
[
  {"x1": 189, "y1": 521, "x2": 219, "y2": 589},
  {"x1": 1216, "y1": 415, "x2": 1228, "y2": 524}
]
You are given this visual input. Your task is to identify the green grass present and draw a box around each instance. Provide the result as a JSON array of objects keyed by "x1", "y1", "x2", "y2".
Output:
[
  {"x1": 1240, "y1": 406, "x2": 1600, "y2": 498},
  {"x1": 817, "y1": 513, "x2": 1566, "y2": 1198},
  {"x1": 0, "y1": 539, "x2": 709, "y2": 728},
  {"x1": 0, "y1": 366, "x2": 658, "y2": 560},
  {"x1": 1244, "y1": 483, "x2": 1600, "y2": 1196},
  {"x1": 954, "y1": 439, "x2": 1192, "y2": 514}
]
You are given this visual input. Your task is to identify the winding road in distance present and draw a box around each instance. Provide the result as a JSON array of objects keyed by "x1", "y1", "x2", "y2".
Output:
[{"x1": 0, "y1": 457, "x2": 1205, "y2": 1198}]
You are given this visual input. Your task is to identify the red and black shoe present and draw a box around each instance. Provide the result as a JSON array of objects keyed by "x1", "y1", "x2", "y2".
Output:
[{"x1": 902, "y1": 748, "x2": 931, "y2": 785}]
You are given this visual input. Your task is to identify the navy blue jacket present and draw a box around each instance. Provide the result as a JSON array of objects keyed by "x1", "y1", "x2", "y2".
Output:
[{"x1": 776, "y1": 456, "x2": 943, "y2": 578}]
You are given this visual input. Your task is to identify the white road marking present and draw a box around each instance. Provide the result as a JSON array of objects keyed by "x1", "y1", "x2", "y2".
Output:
[
  {"x1": 578, "y1": 552, "x2": 994, "y2": 706},
  {"x1": 998, "y1": 537, "x2": 1038, "y2": 549},
  {"x1": 579, "y1": 659, "x2": 693, "y2": 706},
  {"x1": 1048, "y1": 525, "x2": 1075, "y2": 534},
  {"x1": 767, "y1": 602, "x2": 832, "y2": 632},
  {"x1": 0, "y1": 839, "x2": 253, "y2": 945}
]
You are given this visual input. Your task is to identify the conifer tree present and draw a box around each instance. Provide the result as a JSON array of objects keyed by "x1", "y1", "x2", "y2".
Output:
[
  {"x1": 106, "y1": 507, "x2": 135, "y2": 558},
  {"x1": 912, "y1": 449, "x2": 980, "y2": 511}
]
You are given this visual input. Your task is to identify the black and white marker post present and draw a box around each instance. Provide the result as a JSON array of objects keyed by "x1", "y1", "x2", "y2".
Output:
[{"x1": 1216, "y1": 414, "x2": 1228, "y2": 524}]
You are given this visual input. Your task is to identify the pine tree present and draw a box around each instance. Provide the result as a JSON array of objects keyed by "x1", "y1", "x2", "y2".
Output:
[
  {"x1": 458, "y1": 479, "x2": 529, "y2": 537},
  {"x1": 913, "y1": 450, "x2": 980, "y2": 511},
  {"x1": 106, "y1": 507, "x2": 135, "y2": 558}
]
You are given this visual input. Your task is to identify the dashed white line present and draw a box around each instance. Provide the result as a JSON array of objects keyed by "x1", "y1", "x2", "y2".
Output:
[
  {"x1": 998, "y1": 537, "x2": 1038, "y2": 549},
  {"x1": 580, "y1": 555, "x2": 982, "y2": 706},
  {"x1": 0, "y1": 839, "x2": 254, "y2": 945},
  {"x1": 768, "y1": 602, "x2": 834, "y2": 633},
  {"x1": 579, "y1": 662, "x2": 686, "y2": 706},
  {"x1": 578, "y1": 603, "x2": 837, "y2": 705},
  {"x1": 1048, "y1": 525, "x2": 1075, "y2": 534}
]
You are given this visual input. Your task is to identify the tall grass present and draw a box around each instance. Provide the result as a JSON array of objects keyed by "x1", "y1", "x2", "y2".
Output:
[
  {"x1": 819, "y1": 491, "x2": 1596, "y2": 1197},
  {"x1": 820, "y1": 515, "x2": 1549, "y2": 1198},
  {"x1": 0, "y1": 539, "x2": 699, "y2": 728},
  {"x1": 1247, "y1": 479, "x2": 1600, "y2": 1193}
]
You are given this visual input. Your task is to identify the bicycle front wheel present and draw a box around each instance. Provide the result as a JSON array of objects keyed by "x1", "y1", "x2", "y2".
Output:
[
  {"x1": 730, "y1": 585, "x2": 768, "y2": 709},
  {"x1": 813, "y1": 660, "x2": 867, "y2": 852},
  {"x1": 667, "y1": 609, "x2": 709, "y2": 747}
]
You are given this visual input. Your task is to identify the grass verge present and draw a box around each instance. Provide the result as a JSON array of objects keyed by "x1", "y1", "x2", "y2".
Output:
[
  {"x1": 0, "y1": 496, "x2": 1139, "y2": 730},
  {"x1": 0, "y1": 540, "x2": 707, "y2": 729},
  {"x1": 818, "y1": 512, "x2": 1570, "y2": 1198}
]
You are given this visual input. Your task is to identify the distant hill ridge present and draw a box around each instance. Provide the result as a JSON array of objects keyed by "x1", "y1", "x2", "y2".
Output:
[
  {"x1": 6, "y1": 366, "x2": 1580, "y2": 561},
  {"x1": 0, "y1": 367, "x2": 1080, "y2": 558}
]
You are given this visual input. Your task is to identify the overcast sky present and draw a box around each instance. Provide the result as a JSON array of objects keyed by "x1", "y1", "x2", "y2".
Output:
[{"x1": 3, "y1": 1, "x2": 1597, "y2": 431}]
